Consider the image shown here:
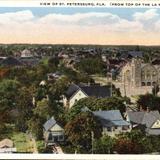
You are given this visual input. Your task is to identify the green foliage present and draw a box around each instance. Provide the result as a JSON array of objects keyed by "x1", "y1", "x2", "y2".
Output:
[
  {"x1": 152, "y1": 85, "x2": 160, "y2": 96},
  {"x1": 137, "y1": 93, "x2": 160, "y2": 111},
  {"x1": 114, "y1": 138, "x2": 142, "y2": 154},
  {"x1": 48, "y1": 56, "x2": 59, "y2": 68},
  {"x1": 0, "y1": 79, "x2": 20, "y2": 127},
  {"x1": 15, "y1": 87, "x2": 33, "y2": 132},
  {"x1": 48, "y1": 76, "x2": 70, "y2": 99},
  {"x1": 28, "y1": 116, "x2": 44, "y2": 140},
  {"x1": 116, "y1": 129, "x2": 160, "y2": 154},
  {"x1": 36, "y1": 140, "x2": 46, "y2": 153},
  {"x1": 67, "y1": 96, "x2": 126, "y2": 121},
  {"x1": 59, "y1": 64, "x2": 92, "y2": 83},
  {"x1": 75, "y1": 57, "x2": 105, "y2": 75},
  {"x1": 34, "y1": 99, "x2": 53, "y2": 120},
  {"x1": 93, "y1": 135, "x2": 115, "y2": 154},
  {"x1": 65, "y1": 112, "x2": 102, "y2": 153}
]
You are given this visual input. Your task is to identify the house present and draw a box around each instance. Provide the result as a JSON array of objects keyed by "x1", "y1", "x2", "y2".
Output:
[
  {"x1": 0, "y1": 139, "x2": 16, "y2": 153},
  {"x1": 47, "y1": 71, "x2": 63, "y2": 81},
  {"x1": 93, "y1": 110, "x2": 131, "y2": 137},
  {"x1": 19, "y1": 57, "x2": 40, "y2": 66},
  {"x1": 126, "y1": 110, "x2": 160, "y2": 135},
  {"x1": 1, "y1": 57, "x2": 23, "y2": 67},
  {"x1": 63, "y1": 83, "x2": 111, "y2": 108},
  {"x1": 21, "y1": 49, "x2": 33, "y2": 58},
  {"x1": 106, "y1": 58, "x2": 127, "y2": 71},
  {"x1": 43, "y1": 117, "x2": 64, "y2": 146},
  {"x1": 120, "y1": 51, "x2": 143, "y2": 60}
]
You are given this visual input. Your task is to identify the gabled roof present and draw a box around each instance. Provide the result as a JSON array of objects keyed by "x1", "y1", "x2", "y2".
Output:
[
  {"x1": 142, "y1": 111, "x2": 160, "y2": 128},
  {"x1": 81, "y1": 86, "x2": 111, "y2": 98},
  {"x1": 0, "y1": 139, "x2": 13, "y2": 148},
  {"x1": 120, "y1": 51, "x2": 143, "y2": 59},
  {"x1": 65, "y1": 84, "x2": 111, "y2": 99},
  {"x1": 151, "y1": 59, "x2": 160, "y2": 65},
  {"x1": 128, "y1": 51, "x2": 143, "y2": 58},
  {"x1": 127, "y1": 111, "x2": 160, "y2": 128},
  {"x1": 93, "y1": 110, "x2": 130, "y2": 127},
  {"x1": 1, "y1": 57, "x2": 23, "y2": 67},
  {"x1": 65, "y1": 84, "x2": 80, "y2": 99},
  {"x1": 43, "y1": 117, "x2": 57, "y2": 131}
]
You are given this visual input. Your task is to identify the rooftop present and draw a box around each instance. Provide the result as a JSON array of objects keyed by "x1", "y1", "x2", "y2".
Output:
[{"x1": 65, "y1": 83, "x2": 111, "y2": 99}]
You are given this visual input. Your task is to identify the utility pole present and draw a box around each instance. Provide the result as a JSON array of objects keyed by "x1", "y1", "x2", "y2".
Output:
[
  {"x1": 111, "y1": 72, "x2": 113, "y2": 97},
  {"x1": 124, "y1": 73, "x2": 126, "y2": 97},
  {"x1": 110, "y1": 69, "x2": 114, "y2": 97},
  {"x1": 91, "y1": 131, "x2": 94, "y2": 154}
]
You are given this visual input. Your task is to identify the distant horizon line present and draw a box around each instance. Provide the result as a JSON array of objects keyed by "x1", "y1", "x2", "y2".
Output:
[{"x1": 0, "y1": 43, "x2": 160, "y2": 47}]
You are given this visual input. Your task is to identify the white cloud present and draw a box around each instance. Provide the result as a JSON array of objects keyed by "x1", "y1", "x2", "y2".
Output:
[
  {"x1": 133, "y1": 9, "x2": 159, "y2": 31},
  {"x1": 0, "y1": 10, "x2": 34, "y2": 25},
  {"x1": 133, "y1": 9, "x2": 158, "y2": 21},
  {"x1": 0, "y1": 9, "x2": 159, "y2": 44}
]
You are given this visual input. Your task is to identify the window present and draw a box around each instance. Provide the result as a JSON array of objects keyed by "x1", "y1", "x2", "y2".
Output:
[
  {"x1": 141, "y1": 82, "x2": 145, "y2": 86},
  {"x1": 58, "y1": 135, "x2": 64, "y2": 141},
  {"x1": 146, "y1": 71, "x2": 150, "y2": 79},
  {"x1": 152, "y1": 82, "x2": 156, "y2": 86},
  {"x1": 122, "y1": 126, "x2": 128, "y2": 130},
  {"x1": 107, "y1": 127, "x2": 111, "y2": 132},
  {"x1": 147, "y1": 82, "x2": 151, "y2": 86}
]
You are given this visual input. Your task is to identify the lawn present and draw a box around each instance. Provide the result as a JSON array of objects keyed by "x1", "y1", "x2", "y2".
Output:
[
  {"x1": 0, "y1": 124, "x2": 34, "y2": 153},
  {"x1": 11, "y1": 132, "x2": 33, "y2": 153}
]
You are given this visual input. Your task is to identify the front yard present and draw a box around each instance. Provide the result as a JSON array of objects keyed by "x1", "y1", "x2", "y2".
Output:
[
  {"x1": 0, "y1": 124, "x2": 37, "y2": 153},
  {"x1": 11, "y1": 132, "x2": 33, "y2": 153}
]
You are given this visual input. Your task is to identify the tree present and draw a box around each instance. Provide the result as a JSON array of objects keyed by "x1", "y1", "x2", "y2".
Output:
[
  {"x1": 0, "y1": 79, "x2": 20, "y2": 123},
  {"x1": 114, "y1": 138, "x2": 142, "y2": 154},
  {"x1": 34, "y1": 99, "x2": 53, "y2": 121},
  {"x1": 75, "y1": 57, "x2": 105, "y2": 75},
  {"x1": 65, "y1": 112, "x2": 102, "y2": 153},
  {"x1": 48, "y1": 56, "x2": 59, "y2": 68},
  {"x1": 152, "y1": 85, "x2": 159, "y2": 96},
  {"x1": 28, "y1": 116, "x2": 44, "y2": 140},
  {"x1": 116, "y1": 129, "x2": 157, "y2": 154},
  {"x1": 15, "y1": 87, "x2": 34, "y2": 132},
  {"x1": 137, "y1": 93, "x2": 160, "y2": 111},
  {"x1": 93, "y1": 135, "x2": 115, "y2": 154}
]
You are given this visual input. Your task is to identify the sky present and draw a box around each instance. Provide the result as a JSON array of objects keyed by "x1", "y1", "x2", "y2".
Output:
[{"x1": 0, "y1": 7, "x2": 160, "y2": 45}]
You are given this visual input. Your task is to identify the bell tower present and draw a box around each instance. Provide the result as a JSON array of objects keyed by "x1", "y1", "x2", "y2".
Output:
[{"x1": 131, "y1": 58, "x2": 142, "y2": 87}]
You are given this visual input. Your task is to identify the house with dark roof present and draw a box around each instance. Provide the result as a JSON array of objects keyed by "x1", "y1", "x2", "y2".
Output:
[
  {"x1": 1, "y1": 57, "x2": 23, "y2": 67},
  {"x1": 63, "y1": 83, "x2": 111, "y2": 108},
  {"x1": 126, "y1": 110, "x2": 160, "y2": 135},
  {"x1": 93, "y1": 110, "x2": 131, "y2": 137},
  {"x1": 43, "y1": 117, "x2": 64, "y2": 146},
  {"x1": 120, "y1": 51, "x2": 143, "y2": 60}
]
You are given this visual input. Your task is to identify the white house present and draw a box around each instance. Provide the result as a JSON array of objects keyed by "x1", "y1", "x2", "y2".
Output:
[
  {"x1": 63, "y1": 83, "x2": 111, "y2": 109},
  {"x1": 43, "y1": 117, "x2": 64, "y2": 146},
  {"x1": 93, "y1": 110, "x2": 131, "y2": 137}
]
